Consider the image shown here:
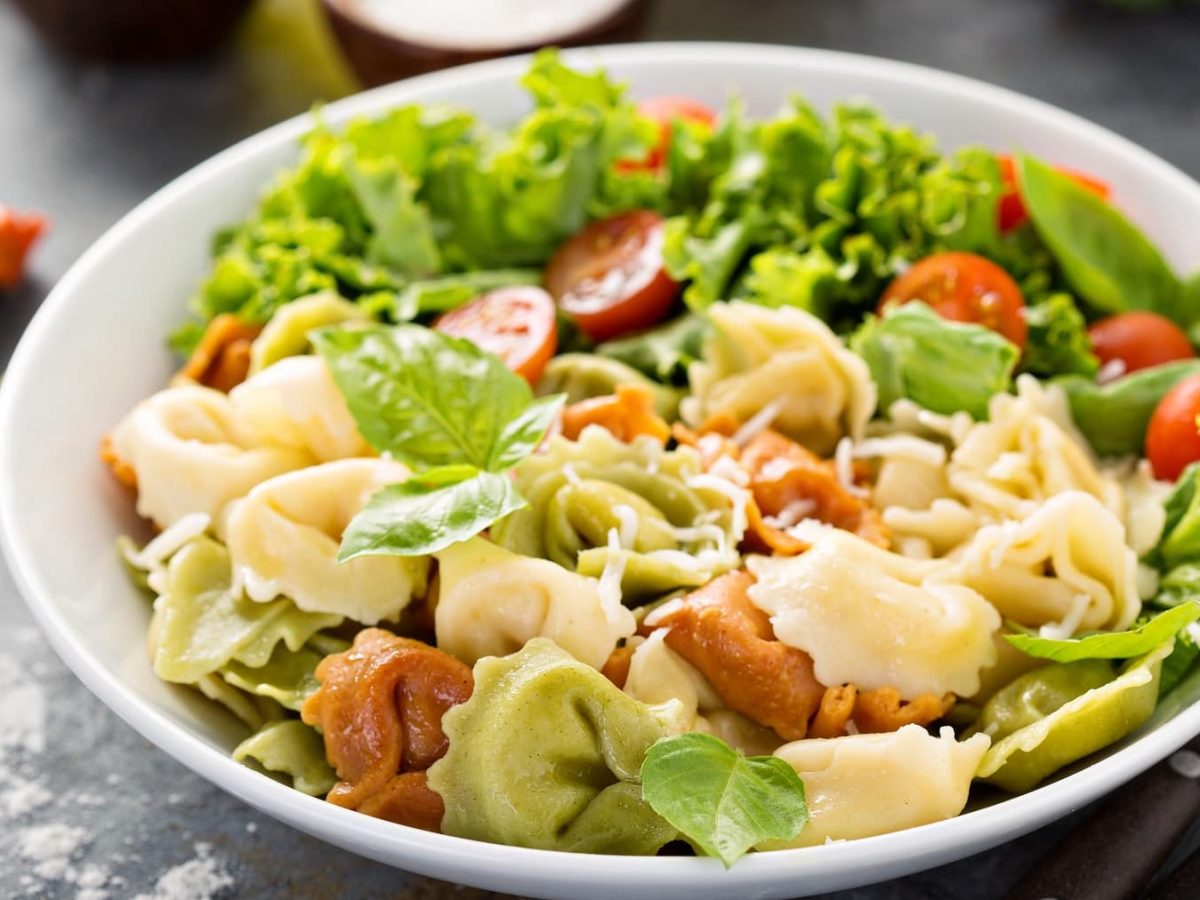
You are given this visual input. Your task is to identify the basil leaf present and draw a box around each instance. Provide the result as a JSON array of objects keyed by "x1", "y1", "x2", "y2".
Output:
[
  {"x1": 640, "y1": 732, "x2": 808, "y2": 867},
  {"x1": 314, "y1": 324, "x2": 564, "y2": 472},
  {"x1": 339, "y1": 467, "x2": 526, "y2": 560},
  {"x1": 1054, "y1": 361, "x2": 1200, "y2": 458},
  {"x1": 1005, "y1": 603, "x2": 1200, "y2": 662},
  {"x1": 850, "y1": 302, "x2": 1019, "y2": 420},
  {"x1": 1018, "y1": 155, "x2": 1186, "y2": 324}
]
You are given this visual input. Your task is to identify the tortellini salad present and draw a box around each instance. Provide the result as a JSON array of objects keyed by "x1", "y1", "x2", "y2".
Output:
[{"x1": 104, "y1": 52, "x2": 1200, "y2": 866}]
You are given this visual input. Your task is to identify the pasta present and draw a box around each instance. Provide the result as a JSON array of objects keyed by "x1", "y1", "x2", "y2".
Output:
[
  {"x1": 107, "y1": 54, "x2": 1200, "y2": 863},
  {"x1": 949, "y1": 491, "x2": 1141, "y2": 632},
  {"x1": 109, "y1": 385, "x2": 311, "y2": 528},
  {"x1": 972, "y1": 642, "x2": 1170, "y2": 792},
  {"x1": 746, "y1": 525, "x2": 1000, "y2": 698},
  {"x1": 684, "y1": 302, "x2": 876, "y2": 455},
  {"x1": 492, "y1": 426, "x2": 745, "y2": 598},
  {"x1": 769, "y1": 726, "x2": 990, "y2": 847},
  {"x1": 427, "y1": 638, "x2": 679, "y2": 853},
  {"x1": 229, "y1": 355, "x2": 374, "y2": 462},
  {"x1": 225, "y1": 459, "x2": 428, "y2": 625},
  {"x1": 434, "y1": 537, "x2": 635, "y2": 670},
  {"x1": 301, "y1": 629, "x2": 474, "y2": 829}
]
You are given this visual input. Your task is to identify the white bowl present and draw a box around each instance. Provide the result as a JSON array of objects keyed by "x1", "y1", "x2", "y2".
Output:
[{"x1": 4, "y1": 42, "x2": 1200, "y2": 900}]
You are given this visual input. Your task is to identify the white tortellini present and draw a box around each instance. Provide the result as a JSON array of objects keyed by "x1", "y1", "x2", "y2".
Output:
[
  {"x1": 224, "y1": 458, "x2": 427, "y2": 625},
  {"x1": 229, "y1": 354, "x2": 372, "y2": 462},
  {"x1": 746, "y1": 524, "x2": 1000, "y2": 699},
  {"x1": 949, "y1": 491, "x2": 1141, "y2": 633},
  {"x1": 110, "y1": 385, "x2": 311, "y2": 529},
  {"x1": 434, "y1": 537, "x2": 635, "y2": 670},
  {"x1": 947, "y1": 376, "x2": 1123, "y2": 523},
  {"x1": 768, "y1": 726, "x2": 991, "y2": 847},
  {"x1": 684, "y1": 302, "x2": 876, "y2": 455}
]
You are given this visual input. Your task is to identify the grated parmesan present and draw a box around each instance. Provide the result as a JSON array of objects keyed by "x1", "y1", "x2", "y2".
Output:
[
  {"x1": 562, "y1": 463, "x2": 582, "y2": 486},
  {"x1": 596, "y1": 528, "x2": 628, "y2": 622},
  {"x1": 763, "y1": 499, "x2": 817, "y2": 530},
  {"x1": 1038, "y1": 593, "x2": 1092, "y2": 640},
  {"x1": 124, "y1": 512, "x2": 210, "y2": 571},
  {"x1": 612, "y1": 504, "x2": 639, "y2": 550},
  {"x1": 834, "y1": 437, "x2": 867, "y2": 497},
  {"x1": 853, "y1": 435, "x2": 947, "y2": 467},
  {"x1": 1097, "y1": 358, "x2": 1127, "y2": 385},
  {"x1": 732, "y1": 398, "x2": 786, "y2": 448}
]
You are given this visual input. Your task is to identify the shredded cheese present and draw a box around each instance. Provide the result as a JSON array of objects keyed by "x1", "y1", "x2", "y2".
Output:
[
  {"x1": 597, "y1": 527, "x2": 628, "y2": 622},
  {"x1": 1037, "y1": 593, "x2": 1092, "y2": 640},
  {"x1": 562, "y1": 463, "x2": 582, "y2": 486},
  {"x1": 763, "y1": 499, "x2": 817, "y2": 530},
  {"x1": 687, "y1": 472, "x2": 750, "y2": 543},
  {"x1": 125, "y1": 512, "x2": 211, "y2": 571},
  {"x1": 834, "y1": 437, "x2": 866, "y2": 497},
  {"x1": 1097, "y1": 358, "x2": 1127, "y2": 385},
  {"x1": 612, "y1": 504, "x2": 639, "y2": 550},
  {"x1": 853, "y1": 435, "x2": 947, "y2": 467},
  {"x1": 732, "y1": 398, "x2": 786, "y2": 448}
]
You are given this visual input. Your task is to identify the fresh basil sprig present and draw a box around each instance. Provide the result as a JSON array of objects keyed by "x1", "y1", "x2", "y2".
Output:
[
  {"x1": 1005, "y1": 602, "x2": 1200, "y2": 663},
  {"x1": 315, "y1": 324, "x2": 564, "y2": 558},
  {"x1": 640, "y1": 732, "x2": 808, "y2": 867}
]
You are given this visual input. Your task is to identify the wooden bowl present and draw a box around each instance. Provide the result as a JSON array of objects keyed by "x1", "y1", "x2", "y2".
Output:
[
  {"x1": 320, "y1": 0, "x2": 649, "y2": 86},
  {"x1": 7, "y1": 0, "x2": 255, "y2": 61}
]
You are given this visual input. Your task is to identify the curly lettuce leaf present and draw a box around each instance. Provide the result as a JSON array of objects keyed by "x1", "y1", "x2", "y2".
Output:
[{"x1": 1021, "y1": 293, "x2": 1100, "y2": 378}]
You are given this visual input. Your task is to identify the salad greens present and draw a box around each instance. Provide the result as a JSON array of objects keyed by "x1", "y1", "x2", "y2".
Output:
[
  {"x1": 1151, "y1": 462, "x2": 1200, "y2": 571},
  {"x1": 1019, "y1": 155, "x2": 1189, "y2": 325},
  {"x1": 314, "y1": 325, "x2": 563, "y2": 558},
  {"x1": 1020, "y1": 293, "x2": 1100, "y2": 378},
  {"x1": 850, "y1": 302, "x2": 1019, "y2": 419},
  {"x1": 1005, "y1": 603, "x2": 1200, "y2": 662},
  {"x1": 640, "y1": 732, "x2": 808, "y2": 866},
  {"x1": 1055, "y1": 361, "x2": 1200, "y2": 458}
]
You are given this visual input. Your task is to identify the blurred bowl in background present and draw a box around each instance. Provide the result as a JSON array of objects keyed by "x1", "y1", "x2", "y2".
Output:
[
  {"x1": 7, "y1": 0, "x2": 255, "y2": 61},
  {"x1": 320, "y1": 0, "x2": 649, "y2": 86}
]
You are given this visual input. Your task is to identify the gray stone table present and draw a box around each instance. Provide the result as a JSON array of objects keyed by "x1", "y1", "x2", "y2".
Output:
[{"x1": 3, "y1": 0, "x2": 1200, "y2": 896}]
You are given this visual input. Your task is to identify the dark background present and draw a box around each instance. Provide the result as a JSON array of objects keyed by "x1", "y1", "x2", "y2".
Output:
[{"x1": 1, "y1": 0, "x2": 1199, "y2": 896}]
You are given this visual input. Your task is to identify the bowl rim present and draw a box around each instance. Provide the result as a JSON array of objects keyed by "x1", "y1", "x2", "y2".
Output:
[{"x1": 4, "y1": 40, "x2": 1200, "y2": 897}]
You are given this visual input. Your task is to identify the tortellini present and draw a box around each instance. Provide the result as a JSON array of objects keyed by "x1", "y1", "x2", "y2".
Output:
[
  {"x1": 947, "y1": 376, "x2": 1124, "y2": 523},
  {"x1": 427, "y1": 638, "x2": 678, "y2": 854},
  {"x1": 537, "y1": 353, "x2": 682, "y2": 420},
  {"x1": 492, "y1": 426, "x2": 745, "y2": 599},
  {"x1": 950, "y1": 491, "x2": 1141, "y2": 633},
  {"x1": 247, "y1": 292, "x2": 368, "y2": 375},
  {"x1": 228, "y1": 354, "x2": 373, "y2": 462},
  {"x1": 434, "y1": 537, "x2": 635, "y2": 670},
  {"x1": 972, "y1": 642, "x2": 1170, "y2": 792},
  {"x1": 684, "y1": 301, "x2": 876, "y2": 455},
  {"x1": 224, "y1": 458, "x2": 428, "y2": 625},
  {"x1": 746, "y1": 525, "x2": 1000, "y2": 698},
  {"x1": 110, "y1": 385, "x2": 311, "y2": 528},
  {"x1": 768, "y1": 725, "x2": 991, "y2": 847},
  {"x1": 148, "y1": 535, "x2": 342, "y2": 685},
  {"x1": 232, "y1": 719, "x2": 337, "y2": 797}
]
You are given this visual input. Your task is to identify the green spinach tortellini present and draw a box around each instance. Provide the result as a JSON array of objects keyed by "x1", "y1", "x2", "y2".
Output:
[
  {"x1": 427, "y1": 638, "x2": 681, "y2": 854},
  {"x1": 492, "y1": 427, "x2": 743, "y2": 600},
  {"x1": 536, "y1": 353, "x2": 682, "y2": 420},
  {"x1": 233, "y1": 719, "x2": 337, "y2": 796},
  {"x1": 969, "y1": 642, "x2": 1171, "y2": 792}
]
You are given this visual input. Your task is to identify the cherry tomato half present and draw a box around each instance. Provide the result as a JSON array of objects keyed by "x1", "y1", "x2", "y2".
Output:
[
  {"x1": 1088, "y1": 311, "x2": 1194, "y2": 376},
  {"x1": 544, "y1": 210, "x2": 680, "y2": 343},
  {"x1": 618, "y1": 96, "x2": 717, "y2": 172},
  {"x1": 433, "y1": 286, "x2": 557, "y2": 384},
  {"x1": 879, "y1": 251, "x2": 1028, "y2": 349},
  {"x1": 1146, "y1": 373, "x2": 1200, "y2": 481},
  {"x1": 997, "y1": 154, "x2": 1111, "y2": 232}
]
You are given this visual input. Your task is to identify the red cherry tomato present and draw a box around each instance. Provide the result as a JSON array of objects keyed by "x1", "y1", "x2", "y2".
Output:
[
  {"x1": 1146, "y1": 373, "x2": 1200, "y2": 481},
  {"x1": 618, "y1": 96, "x2": 717, "y2": 172},
  {"x1": 433, "y1": 286, "x2": 557, "y2": 384},
  {"x1": 879, "y1": 251, "x2": 1028, "y2": 349},
  {"x1": 1088, "y1": 311, "x2": 1195, "y2": 375},
  {"x1": 0, "y1": 206, "x2": 49, "y2": 289},
  {"x1": 997, "y1": 154, "x2": 1111, "y2": 232},
  {"x1": 544, "y1": 210, "x2": 680, "y2": 342}
]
